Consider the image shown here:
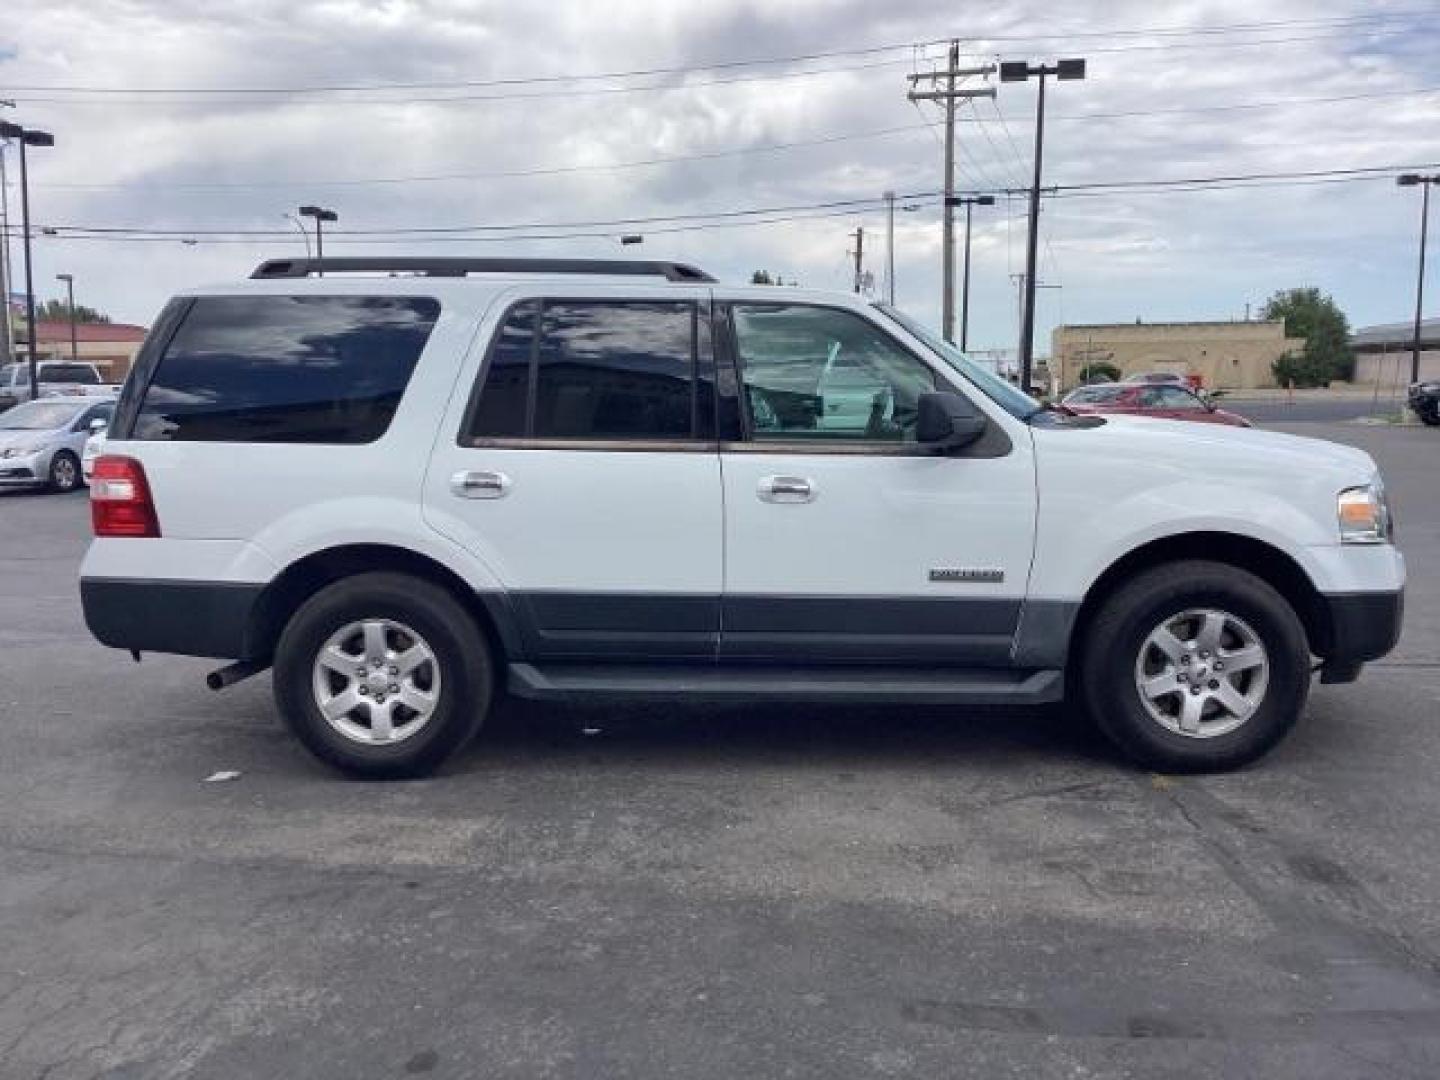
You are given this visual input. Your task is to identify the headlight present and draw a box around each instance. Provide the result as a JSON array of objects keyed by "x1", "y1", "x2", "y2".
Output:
[{"x1": 1337, "y1": 482, "x2": 1392, "y2": 544}]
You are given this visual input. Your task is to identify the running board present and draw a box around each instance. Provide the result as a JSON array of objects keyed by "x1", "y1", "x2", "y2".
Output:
[{"x1": 506, "y1": 663, "x2": 1063, "y2": 705}]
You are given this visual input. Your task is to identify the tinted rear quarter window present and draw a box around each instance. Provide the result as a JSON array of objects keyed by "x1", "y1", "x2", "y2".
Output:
[{"x1": 132, "y1": 295, "x2": 439, "y2": 443}]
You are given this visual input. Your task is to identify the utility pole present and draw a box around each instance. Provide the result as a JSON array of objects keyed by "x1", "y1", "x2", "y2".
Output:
[
  {"x1": 1000, "y1": 57, "x2": 1087, "y2": 392},
  {"x1": 1397, "y1": 173, "x2": 1438, "y2": 384},
  {"x1": 883, "y1": 192, "x2": 896, "y2": 304},
  {"x1": 907, "y1": 46, "x2": 996, "y2": 341},
  {"x1": 849, "y1": 226, "x2": 864, "y2": 294},
  {"x1": 56, "y1": 273, "x2": 77, "y2": 361}
]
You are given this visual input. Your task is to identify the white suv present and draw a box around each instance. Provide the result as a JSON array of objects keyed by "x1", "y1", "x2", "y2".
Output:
[{"x1": 80, "y1": 257, "x2": 1405, "y2": 777}]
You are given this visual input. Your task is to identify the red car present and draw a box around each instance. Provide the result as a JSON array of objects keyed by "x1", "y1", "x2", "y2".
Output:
[{"x1": 1060, "y1": 383, "x2": 1252, "y2": 426}]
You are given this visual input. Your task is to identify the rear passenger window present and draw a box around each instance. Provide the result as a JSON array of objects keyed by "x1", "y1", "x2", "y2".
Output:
[
  {"x1": 465, "y1": 300, "x2": 701, "y2": 442},
  {"x1": 131, "y1": 296, "x2": 439, "y2": 443}
]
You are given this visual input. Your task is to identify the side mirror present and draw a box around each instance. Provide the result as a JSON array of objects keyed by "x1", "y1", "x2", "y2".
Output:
[
  {"x1": 916, "y1": 391, "x2": 987, "y2": 452},
  {"x1": 89, "y1": 418, "x2": 109, "y2": 434}
]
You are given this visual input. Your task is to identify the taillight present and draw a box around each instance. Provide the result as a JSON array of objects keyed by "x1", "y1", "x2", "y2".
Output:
[{"x1": 91, "y1": 455, "x2": 161, "y2": 538}]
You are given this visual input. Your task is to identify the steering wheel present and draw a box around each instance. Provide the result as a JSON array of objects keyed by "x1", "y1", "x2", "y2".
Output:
[
  {"x1": 748, "y1": 387, "x2": 779, "y2": 431},
  {"x1": 864, "y1": 385, "x2": 898, "y2": 439}
]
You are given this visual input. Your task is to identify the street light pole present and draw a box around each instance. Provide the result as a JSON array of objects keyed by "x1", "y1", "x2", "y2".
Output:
[
  {"x1": 56, "y1": 273, "x2": 77, "y2": 361},
  {"x1": 298, "y1": 205, "x2": 338, "y2": 274},
  {"x1": 0, "y1": 120, "x2": 55, "y2": 400},
  {"x1": 1397, "y1": 173, "x2": 1437, "y2": 385},
  {"x1": 1000, "y1": 58, "x2": 1086, "y2": 392},
  {"x1": 955, "y1": 194, "x2": 995, "y2": 351},
  {"x1": 0, "y1": 116, "x2": 14, "y2": 368}
]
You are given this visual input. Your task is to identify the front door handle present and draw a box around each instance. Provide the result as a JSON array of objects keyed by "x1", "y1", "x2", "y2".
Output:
[
  {"x1": 450, "y1": 470, "x2": 511, "y2": 499},
  {"x1": 757, "y1": 475, "x2": 815, "y2": 504}
]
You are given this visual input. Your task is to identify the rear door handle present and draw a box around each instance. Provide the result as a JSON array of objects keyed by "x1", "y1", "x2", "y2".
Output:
[
  {"x1": 450, "y1": 470, "x2": 511, "y2": 499},
  {"x1": 757, "y1": 475, "x2": 815, "y2": 503}
]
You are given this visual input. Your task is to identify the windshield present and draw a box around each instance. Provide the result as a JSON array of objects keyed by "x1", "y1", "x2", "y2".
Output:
[
  {"x1": 1064, "y1": 384, "x2": 1127, "y2": 404},
  {"x1": 0, "y1": 400, "x2": 82, "y2": 431},
  {"x1": 42, "y1": 364, "x2": 100, "y2": 385},
  {"x1": 873, "y1": 304, "x2": 1040, "y2": 420}
]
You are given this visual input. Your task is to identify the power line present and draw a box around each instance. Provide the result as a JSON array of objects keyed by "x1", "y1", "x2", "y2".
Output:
[
  {"x1": 35, "y1": 192, "x2": 942, "y2": 237},
  {"x1": 5, "y1": 201, "x2": 941, "y2": 246},
  {"x1": 23, "y1": 163, "x2": 1440, "y2": 245},
  {"x1": 31, "y1": 124, "x2": 930, "y2": 191},
  {"x1": 1005, "y1": 84, "x2": 1440, "y2": 122},
  {"x1": 972, "y1": 8, "x2": 1440, "y2": 41},
  {"x1": 0, "y1": 41, "x2": 951, "y2": 95},
  {"x1": 6, "y1": 7, "x2": 1436, "y2": 96},
  {"x1": 0, "y1": 56, "x2": 924, "y2": 107},
  {"x1": 1048, "y1": 163, "x2": 1440, "y2": 193},
  {"x1": 8, "y1": 18, "x2": 1439, "y2": 108}
]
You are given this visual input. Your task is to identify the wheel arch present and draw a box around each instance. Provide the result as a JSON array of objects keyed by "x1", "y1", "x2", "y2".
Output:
[
  {"x1": 245, "y1": 543, "x2": 514, "y2": 668},
  {"x1": 1066, "y1": 531, "x2": 1332, "y2": 676}
]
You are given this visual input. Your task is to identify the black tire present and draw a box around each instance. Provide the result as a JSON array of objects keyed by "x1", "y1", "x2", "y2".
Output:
[
  {"x1": 273, "y1": 572, "x2": 492, "y2": 778},
  {"x1": 1419, "y1": 408, "x2": 1440, "y2": 427},
  {"x1": 1078, "y1": 560, "x2": 1310, "y2": 773},
  {"x1": 48, "y1": 450, "x2": 81, "y2": 493}
]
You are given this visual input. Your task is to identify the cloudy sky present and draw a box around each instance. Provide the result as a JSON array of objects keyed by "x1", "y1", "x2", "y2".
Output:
[{"x1": 2, "y1": 0, "x2": 1438, "y2": 354}]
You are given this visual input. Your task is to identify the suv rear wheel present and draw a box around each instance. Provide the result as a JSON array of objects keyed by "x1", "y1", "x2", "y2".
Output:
[
  {"x1": 1079, "y1": 560, "x2": 1310, "y2": 772},
  {"x1": 273, "y1": 572, "x2": 492, "y2": 778}
]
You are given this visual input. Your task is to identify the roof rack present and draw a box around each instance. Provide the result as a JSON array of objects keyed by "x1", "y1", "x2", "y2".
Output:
[{"x1": 250, "y1": 257, "x2": 716, "y2": 283}]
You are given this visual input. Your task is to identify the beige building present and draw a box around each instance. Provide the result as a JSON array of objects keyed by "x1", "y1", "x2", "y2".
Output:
[
  {"x1": 1051, "y1": 320, "x2": 1305, "y2": 392},
  {"x1": 16, "y1": 320, "x2": 150, "y2": 381},
  {"x1": 1351, "y1": 318, "x2": 1440, "y2": 385}
]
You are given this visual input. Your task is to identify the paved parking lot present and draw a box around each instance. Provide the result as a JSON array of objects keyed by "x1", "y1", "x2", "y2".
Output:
[{"x1": 1, "y1": 420, "x2": 1437, "y2": 1079}]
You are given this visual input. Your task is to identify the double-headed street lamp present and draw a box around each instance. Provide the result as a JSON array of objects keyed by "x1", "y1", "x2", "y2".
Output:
[
  {"x1": 56, "y1": 272, "x2": 78, "y2": 361},
  {"x1": 0, "y1": 119, "x2": 55, "y2": 399},
  {"x1": 298, "y1": 205, "x2": 338, "y2": 272},
  {"x1": 1000, "y1": 57, "x2": 1086, "y2": 393},
  {"x1": 949, "y1": 194, "x2": 995, "y2": 352},
  {"x1": 1397, "y1": 173, "x2": 1438, "y2": 385}
]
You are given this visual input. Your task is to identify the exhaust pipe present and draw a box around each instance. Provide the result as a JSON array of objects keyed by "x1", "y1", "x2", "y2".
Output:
[{"x1": 206, "y1": 659, "x2": 270, "y2": 692}]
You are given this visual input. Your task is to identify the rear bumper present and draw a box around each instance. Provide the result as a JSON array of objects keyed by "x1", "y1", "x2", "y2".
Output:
[
  {"x1": 81, "y1": 577, "x2": 263, "y2": 659},
  {"x1": 1316, "y1": 589, "x2": 1404, "y2": 683}
]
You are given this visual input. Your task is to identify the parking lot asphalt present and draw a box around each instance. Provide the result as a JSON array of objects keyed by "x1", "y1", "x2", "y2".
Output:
[
  {"x1": 1226, "y1": 398, "x2": 1416, "y2": 425},
  {"x1": 1, "y1": 420, "x2": 1438, "y2": 1079}
]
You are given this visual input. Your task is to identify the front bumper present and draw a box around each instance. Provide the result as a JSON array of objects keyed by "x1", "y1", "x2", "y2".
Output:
[
  {"x1": 0, "y1": 450, "x2": 46, "y2": 487},
  {"x1": 1316, "y1": 589, "x2": 1404, "y2": 683}
]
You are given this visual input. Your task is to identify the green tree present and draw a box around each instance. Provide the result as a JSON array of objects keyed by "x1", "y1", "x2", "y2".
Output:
[
  {"x1": 750, "y1": 270, "x2": 775, "y2": 285},
  {"x1": 37, "y1": 298, "x2": 111, "y2": 324},
  {"x1": 1261, "y1": 287, "x2": 1353, "y2": 387}
]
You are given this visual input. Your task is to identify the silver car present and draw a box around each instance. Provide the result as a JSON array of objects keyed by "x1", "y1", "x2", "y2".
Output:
[{"x1": 0, "y1": 397, "x2": 116, "y2": 493}]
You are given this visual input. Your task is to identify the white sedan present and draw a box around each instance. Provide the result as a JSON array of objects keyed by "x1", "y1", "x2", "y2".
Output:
[{"x1": 0, "y1": 397, "x2": 116, "y2": 492}]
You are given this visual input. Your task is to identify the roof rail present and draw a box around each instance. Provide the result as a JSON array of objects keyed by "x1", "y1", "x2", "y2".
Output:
[{"x1": 250, "y1": 257, "x2": 716, "y2": 283}]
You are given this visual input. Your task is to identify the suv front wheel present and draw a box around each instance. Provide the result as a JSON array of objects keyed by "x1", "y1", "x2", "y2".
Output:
[
  {"x1": 273, "y1": 572, "x2": 492, "y2": 778},
  {"x1": 1079, "y1": 560, "x2": 1311, "y2": 772}
]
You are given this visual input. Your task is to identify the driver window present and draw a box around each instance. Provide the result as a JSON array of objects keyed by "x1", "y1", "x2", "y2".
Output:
[
  {"x1": 732, "y1": 304, "x2": 935, "y2": 441},
  {"x1": 1158, "y1": 386, "x2": 1203, "y2": 410}
]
